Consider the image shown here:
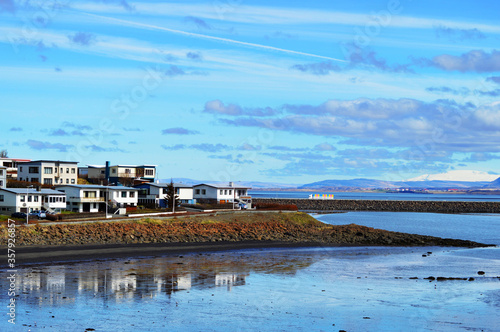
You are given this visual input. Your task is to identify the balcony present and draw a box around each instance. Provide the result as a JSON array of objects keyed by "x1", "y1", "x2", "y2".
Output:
[{"x1": 69, "y1": 197, "x2": 105, "y2": 203}]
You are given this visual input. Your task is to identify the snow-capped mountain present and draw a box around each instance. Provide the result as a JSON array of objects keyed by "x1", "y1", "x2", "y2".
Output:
[{"x1": 406, "y1": 170, "x2": 499, "y2": 182}]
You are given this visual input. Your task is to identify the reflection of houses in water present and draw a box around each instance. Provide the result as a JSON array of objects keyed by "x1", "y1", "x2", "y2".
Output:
[
  {"x1": 215, "y1": 272, "x2": 246, "y2": 291},
  {"x1": 162, "y1": 273, "x2": 192, "y2": 295},
  {"x1": 78, "y1": 270, "x2": 99, "y2": 293},
  {"x1": 110, "y1": 270, "x2": 136, "y2": 300},
  {"x1": 2, "y1": 263, "x2": 250, "y2": 305},
  {"x1": 45, "y1": 266, "x2": 66, "y2": 292},
  {"x1": 20, "y1": 271, "x2": 41, "y2": 292}
]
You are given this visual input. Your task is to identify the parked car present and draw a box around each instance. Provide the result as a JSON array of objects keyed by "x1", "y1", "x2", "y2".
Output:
[
  {"x1": 11, "y1": 212, "x2": 27, "y2": 219},
  {"x1": 31, "y1": 210, "x2": 47, "y2": 219}
]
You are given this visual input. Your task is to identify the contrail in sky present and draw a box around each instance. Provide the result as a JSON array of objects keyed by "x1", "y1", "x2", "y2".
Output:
[{"x1": 81, "y1": 12, "x2": 346, "y2": 63}]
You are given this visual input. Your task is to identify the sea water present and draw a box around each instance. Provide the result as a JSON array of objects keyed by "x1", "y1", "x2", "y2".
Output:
[{"x1": 1, "y1": 212, "x2": 499, "y2": 331}]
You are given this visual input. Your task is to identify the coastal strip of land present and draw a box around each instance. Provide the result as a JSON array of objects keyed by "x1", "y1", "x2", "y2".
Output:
[
  {"x1": 0, "y1": 212, "x2": 491, "y2": 266},
  {"x1": 254, "y1": 198, "x2": 500, "y2": 213}
]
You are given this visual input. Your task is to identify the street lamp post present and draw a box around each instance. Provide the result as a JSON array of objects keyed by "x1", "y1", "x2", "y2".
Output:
[{"x1": 26, "y1": 185, "x2": 33, "y2": 225}]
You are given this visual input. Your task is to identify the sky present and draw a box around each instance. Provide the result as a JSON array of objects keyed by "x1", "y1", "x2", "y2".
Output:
[{"x1": 1, "y1": 0, "x2": 500, "y2": 184}]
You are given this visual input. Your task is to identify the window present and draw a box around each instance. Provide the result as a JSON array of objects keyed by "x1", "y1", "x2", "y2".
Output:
[
  {"x1": 220, "y1": 190, "x2": 223, "y2": 195},
  {"x1": 71, "y1": 168, "x2": 76, "y2": 174},
  {"x1": 66, "y1": 179, "x2": 69, "y2": 184},
  {"x1": 34, "y1": 196, "x2": 39, "y2": 202},
  {"x1": 195, "y1": 189, "x2": 200, "y2": 195},
  {"x1": 28, "y1": 195, "x2": 32, "y2": 202},
  {"x1": 62, "y1": 197, "x2": 66, "y2": 203},
  {"x1": 125, "y1": 169, "x2": 131, "y2": 174},
  {"x1": 60, "y1": 179, "x2": 64, "y2": 184},
  {"x1": 44, "y1": 178, "x2": 53, "y2": 185},
  {"x1": 0, "y1": 195, "x2": 4, "y2": 202},
  {"x1": 224, "y1": 190, "x2": 228, "y2": 195},
  {"x1": 121, "y1": 191, "x2": 127, "y2": 198},
  {"x1": 30, "y1": 178, "x2": 39, "y2": 183},
  {"x1": 0, "y1": 170, "x2": 3, "y2": 175},
  {"x1": 66, "y1": 168, "x2": 69, "y2": 173},
  {"x1": 201, "y1": 189, "x2": 206, "y2": 195},
  {"x1": 0, "y1": 180, "x2": 3, "y2": 187},
  {"x1": 129, "y1": 192, "x2": 135, "y2": 198},
  {"x1": 71, "y1": 179, "x2": 75, "y2": 184},
  {"x1": 60, "y1": 168, "x2": 63, "y2": 173},
  {"x1": 19, "y1": 167, "x2": 23, "y2": 172},
  {"x1": 145, "y1": 169, "x2": 154, "y2": 176},
  {"x1": 229, "y1": 190, "x2": 232, "y2": 195},
  {"x1": 84, "y1": 191, "x2": 96, "y2": 198},
  {"x1": 29, "y1": 167, "x2": 39, "y2": 173},
  {"x1": 44, "y1": 167, "x2": 53, "y2": 174},
  {"x1": 20, "y1": 195, "x2": 25, "y2": 202},
  {"x1": 112, "y1": 169, "x2": 116, "y2": 174}
]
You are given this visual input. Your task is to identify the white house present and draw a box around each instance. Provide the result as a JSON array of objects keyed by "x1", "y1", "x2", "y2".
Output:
[
  {"x1": 0, "y1": 157, "x2": 31, "y2": 179},
  {"x1": 192, "y1": 182, "x2": 251, "y2": 204},
  {"x1": 55, "y1": 185, "x2": 138, "y2": 214},
  {"x1": 86, "y1": 163, "x2": 156, "y2": 184},
  {"x1": 134, "y1": 182, "x2": 194, "y2": 207},
  {"x1": 17, "y1": 160, "x2": 78, "y2": 186},
  {"x1": 0, "y1": 166, "x2": 6, "y2": 189},
  {"x1": 0, "y1": 188, "x2": 66, "y2": 214}
]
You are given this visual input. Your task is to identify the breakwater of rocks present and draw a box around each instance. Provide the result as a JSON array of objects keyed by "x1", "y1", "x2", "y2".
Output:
[{"x1": 253, "y1": 198, "x2": 500, "y2": 214}]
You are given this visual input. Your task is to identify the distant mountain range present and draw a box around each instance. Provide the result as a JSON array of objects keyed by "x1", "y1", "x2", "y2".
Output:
[{"x1": 162, "y1": 170, "x2": 500, "y2": 190}]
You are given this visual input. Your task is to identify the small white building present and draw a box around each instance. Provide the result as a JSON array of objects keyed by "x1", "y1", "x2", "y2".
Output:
[
  {"x1": 0, "y1": 166, "x2": 6, "y2": 189},
  {"x1": 134, "y1": 182, "x2": 194, "y2": 207},
  {"x1": 192, "y1": 182, "x2": 251, "y2": 204},
  {"x1": 17, "y1": 160, "x2": 78, "y2": 186},
  {"x1": 0, "y1": 188, "x2": 66, "y2": 214},
  {"x1": 56, "y1": 185, "x2": 138, "y2": 213}
]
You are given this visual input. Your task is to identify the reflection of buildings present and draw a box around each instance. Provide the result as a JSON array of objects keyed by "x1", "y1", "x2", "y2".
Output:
[
  {"x1": 2, "y1": 265, "x2": 248, "y2": 304},
  {"x1": 215, "y1": 273, "x2": 246, "y2": 291}
]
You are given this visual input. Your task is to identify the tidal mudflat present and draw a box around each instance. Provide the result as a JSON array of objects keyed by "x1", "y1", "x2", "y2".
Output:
[{"x1": 1, "y1": 245, "x2": 499, "y2": 331}]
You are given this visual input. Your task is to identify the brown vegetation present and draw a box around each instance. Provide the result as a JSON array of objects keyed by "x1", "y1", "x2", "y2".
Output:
[{"x1": 0, "y1": 212, "x2": 488, "y2": 248}]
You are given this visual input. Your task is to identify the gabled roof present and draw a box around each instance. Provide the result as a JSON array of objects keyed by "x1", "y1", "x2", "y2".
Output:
[{"x1": 193, "y1": 183, "x2": 251, "y2": 189}]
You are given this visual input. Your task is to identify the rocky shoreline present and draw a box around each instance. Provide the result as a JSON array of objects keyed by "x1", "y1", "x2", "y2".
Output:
[
  {"x1": 253, "y1": 198, "x2": 500, "y2": 213},
  {"x1": 0, "y1": 212, "x2": 491, "y2": 265}
]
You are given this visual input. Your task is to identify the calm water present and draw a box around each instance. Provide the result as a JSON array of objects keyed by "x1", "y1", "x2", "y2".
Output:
[
  {"x1": 1, "y1": 212, "x2": 500, "y2": 331},
  {"x1": 249, "y1": 190, "x2": 500, "y2": 201}
]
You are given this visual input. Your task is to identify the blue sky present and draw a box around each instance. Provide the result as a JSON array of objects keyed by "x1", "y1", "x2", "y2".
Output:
[{"x1": 2, "y1": 0, "x2": 500, "y2": 184}]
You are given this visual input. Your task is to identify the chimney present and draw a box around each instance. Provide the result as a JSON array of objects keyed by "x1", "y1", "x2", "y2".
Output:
[
  {"x1": 229, "y1": 181, "x2": 234, "y2": 187},
  {"x1": 105, "y1": 161, "x2": 110, "y2": 182}
]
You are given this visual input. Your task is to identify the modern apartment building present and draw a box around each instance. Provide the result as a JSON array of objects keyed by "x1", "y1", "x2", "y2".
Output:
[
  {"x1": 0, "y1": 157, "x2": 31, "y2": 179},
  {"x1": 17, "y1": 160, "x2": 78, "y2": 186}
]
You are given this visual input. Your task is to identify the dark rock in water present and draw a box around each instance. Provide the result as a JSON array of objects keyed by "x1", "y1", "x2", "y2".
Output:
[
  {"x1": 478, "y1": 271, "x2": 485, "y2": 275},
  {"x1": 468, "y1": 277, "x2": 475, "y2": 281},
  {"x1": 424, "y1": 276, "x2": 436, "y2": 281},
  {"x1": 422, "y1": 254, "x2": 427, "y2": 257},
  {"x1": 409, "y1": 277, "x2": 418, "y2": 280}
]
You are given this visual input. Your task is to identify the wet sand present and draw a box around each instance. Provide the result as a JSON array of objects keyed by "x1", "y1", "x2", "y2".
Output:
[{"x1": 8, "y1": 241, "x2": 355, "y2": 266}]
